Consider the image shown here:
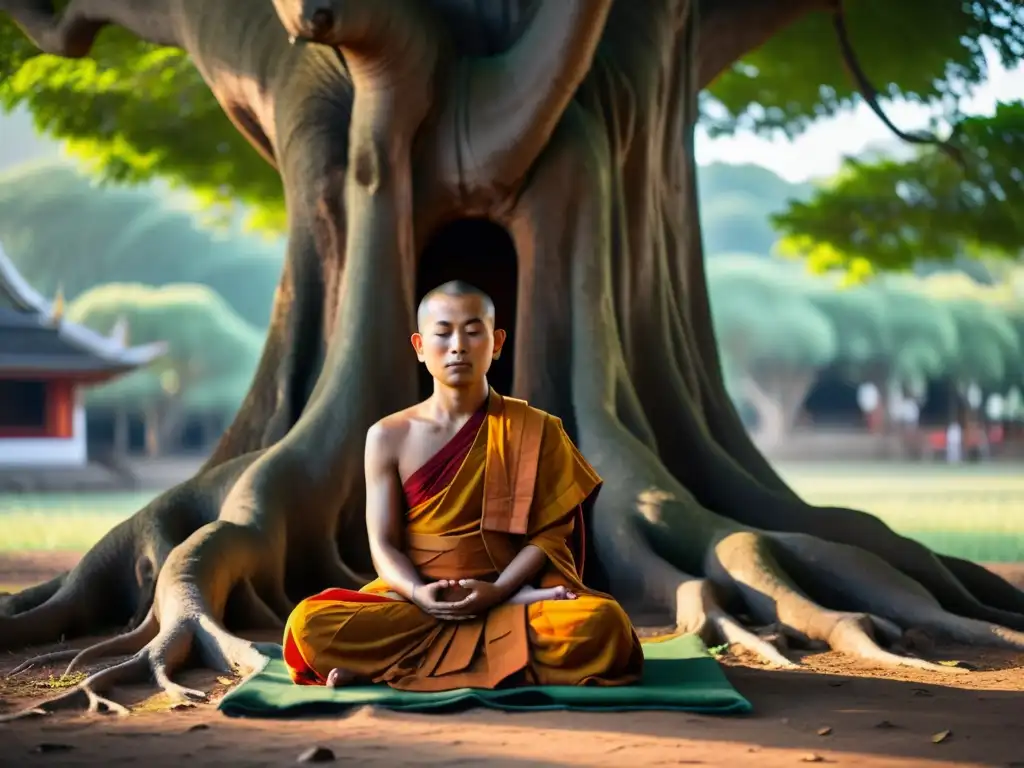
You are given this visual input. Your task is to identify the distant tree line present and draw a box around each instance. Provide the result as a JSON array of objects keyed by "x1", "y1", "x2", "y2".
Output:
[
  {"x1": 709, "y1": 255, "x2": 1024, "y2": 444},
  {"x1": 0, "y1": 161, "x2": 284, "y2": 328}
]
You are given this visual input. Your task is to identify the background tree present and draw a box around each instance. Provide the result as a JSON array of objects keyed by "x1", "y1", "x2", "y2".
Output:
[
  {"x1": 874, "y1": 280, "x2": 963, "y2": 408},
  {"x1": 915, "y1": 273, "x2": 1024, "y2": 417},
  {"x1": 0, "y1": 162, "x2": 284, "y2": 327},
  {"x1": 1004, "y1": 310, "x2": 1024, "y2": 401},
  {"x1": 3, "y1": 0, "x2": 1024, "y2": 715},
  {"x1": 803, "y1": 282, "x2": 893, "y2": 422},
  {"x1": 943, "y1": 299, "x2": 1021, "y2": 396},
  {"x1": 68, "y1": 283, "x2": 263, "y2": 454},
  {"x1": 709, "y1": 256, "x2": 836, "y2": 442},
  {"x1": 698, "y1": 163, "x2": 812, "y2": 258}
]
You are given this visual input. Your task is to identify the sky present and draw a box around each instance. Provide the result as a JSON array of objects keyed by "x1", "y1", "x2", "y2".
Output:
[{"x1": 696, "y1": 55, "x2": 1024, "y2": 183}]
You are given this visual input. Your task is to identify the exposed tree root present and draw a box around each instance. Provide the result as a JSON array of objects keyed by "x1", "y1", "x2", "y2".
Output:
[
  {"x1": 0, "y1": 594, "x2": 268, "y2": 722},
  {"x1": 549, "y1": 82, "x2": 1024, "y2": 678},
  {"x1": 0, "y1": 573, "x2": 67, "y2": 618},
  {"x1": 936, "y1": 555, "x2": 1024, "y2": 615},
  {"x1": 9, "y1": 610, "x2": 159, "y2": 677},
  {"x1": 637, "y1": 364, "x2": 1024, "y2": 629},
  {"x1": 224, "y1": 581, "x2": 287, "y2": 632},
  {"x1": 621, "y1": 525, "x2": 797, "y2": 669},
  {"x1": 598, "y1": 485, "x2": 1023, "y2": 675},
  {"x1": 624, "y1": 491, "x2": 1024, "y2": 673}
]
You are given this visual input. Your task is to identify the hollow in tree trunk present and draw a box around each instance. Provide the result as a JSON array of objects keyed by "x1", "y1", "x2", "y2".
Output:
[{"x1": 2, "y1": 0, "x2": 1023, "y2": 718}]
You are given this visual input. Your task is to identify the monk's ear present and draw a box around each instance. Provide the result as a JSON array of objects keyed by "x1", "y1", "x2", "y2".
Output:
[
  {"x1": 410, "y1": 332, "x2": 426, "y2": 361},
  {"x1": 492, "y1": 328, "x2": 507, "y2": 360}
]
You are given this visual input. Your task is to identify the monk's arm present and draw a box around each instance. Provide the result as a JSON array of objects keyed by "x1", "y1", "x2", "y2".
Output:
[
  {"x1": 364, "y1": 423, "x2": 427, "y2": 600},
  {"x1": 493, "y1": 544, "x2": 548, "y2": 599}
]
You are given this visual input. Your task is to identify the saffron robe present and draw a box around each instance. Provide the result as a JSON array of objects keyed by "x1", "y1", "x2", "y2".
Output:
[{"x1": 283, "y1": 392, "x2": 643, "y2": 691}]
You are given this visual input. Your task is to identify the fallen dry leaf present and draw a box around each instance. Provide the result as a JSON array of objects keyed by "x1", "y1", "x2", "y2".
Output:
[
  {"x1": 216, "y1": 677, "x2": 234, "y2": 686},
  {"x1": 817, "y1": 727, "x2": 832, "y2": 736},
  {"x1": 932, "y1": 730, "x2": 952, "y2": 744}
]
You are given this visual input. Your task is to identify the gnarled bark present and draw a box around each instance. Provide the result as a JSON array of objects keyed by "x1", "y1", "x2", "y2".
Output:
[{"x1": 2, "y1": 0, "x2": 1022, "y2": 719}]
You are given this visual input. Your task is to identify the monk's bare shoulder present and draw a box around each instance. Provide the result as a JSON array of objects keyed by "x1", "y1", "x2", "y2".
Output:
[{"x1": 365, "y1": 406, "x2": 419, "y2": 461}]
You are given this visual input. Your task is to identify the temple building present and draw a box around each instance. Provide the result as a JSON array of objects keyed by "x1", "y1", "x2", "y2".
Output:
[{"x1": 0, "y1": 245, "x2": 165, "y2": 468}]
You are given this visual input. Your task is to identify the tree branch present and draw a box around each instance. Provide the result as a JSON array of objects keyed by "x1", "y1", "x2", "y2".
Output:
[
  {"x1": 272, "y1": 0, "x2": 439, "y2": 84},
  {"x1": 696, "y1": 0, "x2": 832, "y2": 89},
  {"x1": 439, "y1": 0, "x2": 612, "y2": 195},
  {"x1": 2, "y1": 0, "x2": 181, "y2": 58},
  {"x1": 830, "y1": 1, "x2": 966, "y2": 168}
]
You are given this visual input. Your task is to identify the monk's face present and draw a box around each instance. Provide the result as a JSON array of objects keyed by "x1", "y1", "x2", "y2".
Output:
[{"x1": 411, "y1": 294, "x2": 506, "y2": 387}]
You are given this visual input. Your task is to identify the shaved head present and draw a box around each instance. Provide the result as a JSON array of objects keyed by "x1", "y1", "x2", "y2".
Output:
[{"x1": 417, "y1": 280, "x2": 495, "y2": 329}]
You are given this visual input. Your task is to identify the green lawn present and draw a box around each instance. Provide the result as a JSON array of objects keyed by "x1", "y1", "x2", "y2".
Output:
[
  {"x1": 777, "y1": 463, "x2": 1024, "y2": 563},
  {"x1": 0, "y1": 491, "x2": 157, "y2": 552},
  {"x1": 1, "y1": 463, "x2": 1022, "y2": 561}
]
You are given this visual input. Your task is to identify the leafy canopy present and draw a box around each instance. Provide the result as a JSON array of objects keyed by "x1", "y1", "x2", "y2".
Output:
[
  {"x1": 0, "y1": 24, "x2": 283, "y2": 228},
  {"x1": 2, "y1": 1, "x2": 1020, "y2": 231},
  {"x1": 775, "y1": 101, "x2": 1024, "y2": 273}
]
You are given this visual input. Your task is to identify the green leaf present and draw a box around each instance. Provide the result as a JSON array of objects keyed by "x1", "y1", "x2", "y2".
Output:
[{"x1": 774, "y1": 102, "x2": 1024, "y2": 272}]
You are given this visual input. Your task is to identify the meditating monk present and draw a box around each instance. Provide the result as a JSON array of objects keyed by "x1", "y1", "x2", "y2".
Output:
[{"x1": 283, "y1": 280, "x2": 643, "y2": 691}]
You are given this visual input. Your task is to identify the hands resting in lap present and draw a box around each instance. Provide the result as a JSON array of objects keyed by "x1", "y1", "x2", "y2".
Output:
[
  {"x1": 413, "y1": 579, "x2": 576, "y2": 622},
  {"x1": 324, "y1": 580, "x2": 576, "y2": 687},
  {"x1": 323, "y1": 581, "x2": 577, "y2": 688}
]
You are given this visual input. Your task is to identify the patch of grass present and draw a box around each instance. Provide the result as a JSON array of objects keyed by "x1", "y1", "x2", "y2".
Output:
[
  {"x1": 2, "y1": 464, "x2": 1023, "y2": 561},
  {"x1": 0, "y1": 492, "x2": 155, "y2": 551},
  {"x1": 777, "y1": 462, "x2": 1024, "y2": 563}
]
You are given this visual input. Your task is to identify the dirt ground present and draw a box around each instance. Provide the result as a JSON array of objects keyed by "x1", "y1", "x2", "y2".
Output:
[{"x1": 2, "y1": 552, "x2": 1023, "y2": 768}]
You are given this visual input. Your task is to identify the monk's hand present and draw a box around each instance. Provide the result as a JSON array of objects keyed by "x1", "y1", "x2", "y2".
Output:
[
  {"x1": 443, "y1": 579, "x2": 506, "y2": 616},
  {"x1": 411, "y1": 580, "x2": 474, "y2": 620}
]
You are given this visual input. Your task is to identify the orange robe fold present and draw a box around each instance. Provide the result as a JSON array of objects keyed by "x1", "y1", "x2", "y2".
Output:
[{"x1": 283, "y1": 392, "x2": 643, "y2": 690}]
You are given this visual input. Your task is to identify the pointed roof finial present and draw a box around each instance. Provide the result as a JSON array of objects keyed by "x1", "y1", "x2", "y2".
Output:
[
  {"x1": 108, "y1": 314, "x2": 130, "y2": 348},
  {"x1": 50, "y1": 283, "x2": 65, "y2": 325}
]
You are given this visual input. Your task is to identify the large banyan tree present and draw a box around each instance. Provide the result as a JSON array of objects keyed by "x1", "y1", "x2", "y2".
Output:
[{"x1": 2, "y1": 0, "x2": 1023, "y2": 716}]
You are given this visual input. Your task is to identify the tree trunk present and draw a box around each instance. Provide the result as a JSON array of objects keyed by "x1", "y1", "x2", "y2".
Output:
[
  {"x1": 3, "y1": 0, "x2": 1024, "y2": 716},
  {"x1": 142, "y1": 406, "x2": 161, "y2": 458},
  {"x1": 737, "y1": 377, "x2": 786, "y2": 447},
  {"x1": 754, "y1": 369, "x2": 816, "y2": 438},
  {"x1": 113, "y1": 408, "x2": 129, "y2": 458}
]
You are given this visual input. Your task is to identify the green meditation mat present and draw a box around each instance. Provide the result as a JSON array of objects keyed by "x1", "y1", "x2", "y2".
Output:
[{"x1": 218, "y1": 634, "x2": 751, "y2": 717}]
